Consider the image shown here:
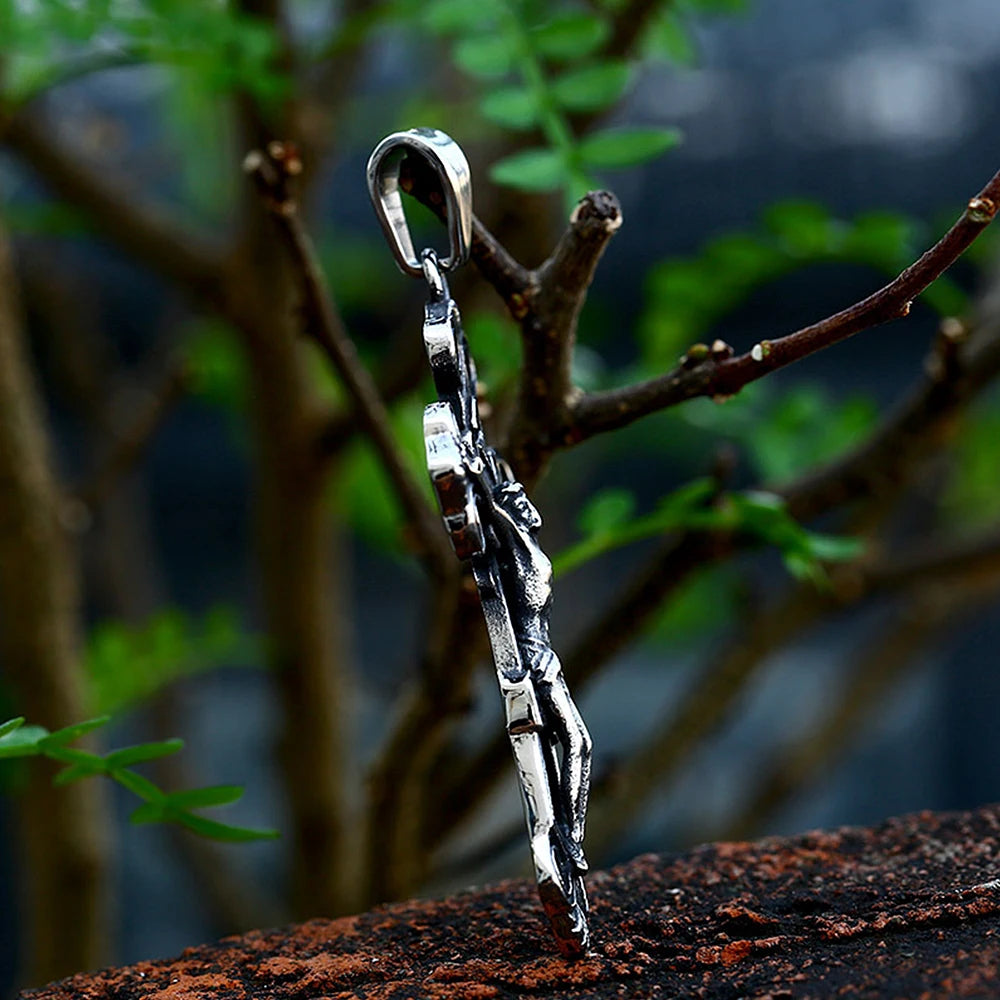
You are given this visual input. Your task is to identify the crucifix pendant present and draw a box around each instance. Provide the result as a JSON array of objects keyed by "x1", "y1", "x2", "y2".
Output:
[{"x1": 368, "y1": 128, "x2": 593, "y2": 957}]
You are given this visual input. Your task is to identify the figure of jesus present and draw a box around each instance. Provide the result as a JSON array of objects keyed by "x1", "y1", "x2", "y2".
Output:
[{"x1": 485, "y1": 480, "x2": 593, "y2": 869}]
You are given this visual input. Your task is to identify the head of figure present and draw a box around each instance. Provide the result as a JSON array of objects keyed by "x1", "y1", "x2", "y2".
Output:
[{"x1": 497, "y1": 482, "x2": 542, "y2": 530}]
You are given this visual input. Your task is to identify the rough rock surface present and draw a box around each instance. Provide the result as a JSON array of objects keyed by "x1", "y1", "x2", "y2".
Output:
[{"x1": 22, "y1": 806, "x2": 1000, "y2": 999}]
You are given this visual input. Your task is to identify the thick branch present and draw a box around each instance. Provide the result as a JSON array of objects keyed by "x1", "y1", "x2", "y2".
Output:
[
  {"x1": 244, "y1": 144, "x2": 452, "y2": 576},
  {"x1": 0, "y1": 217, "x2": 110, "y2": 982},
  {"x1": 505, "y1": 191, "x2": 623, "y2": 482},
  {"x1": 569, "y1": 167, "x2": 1000, "y2": 442}
]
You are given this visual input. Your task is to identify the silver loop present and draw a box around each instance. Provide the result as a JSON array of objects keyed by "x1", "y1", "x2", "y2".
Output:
[
  {"x1": 366, "y1": 128, "x2": 473, "y2": 279},
  {"x1": 421, "y1": 248, "x2": 447, "y2": 303}
]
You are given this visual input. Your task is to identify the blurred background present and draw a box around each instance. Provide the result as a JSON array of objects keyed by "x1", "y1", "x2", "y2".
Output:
[{"x1": 2, "y1": 0, "x2": 1000, "y2": 991}]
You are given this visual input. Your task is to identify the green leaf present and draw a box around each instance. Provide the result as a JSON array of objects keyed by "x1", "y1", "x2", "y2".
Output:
[
  {"x1": 0, "y1": 718, "x2": 25, "y2": 739},
  {"x1": 489, "y1": 147, "x2": 567, "y2": 192},
  {"x1": 842, "y1": 211, "x2": 914, "y2": 269},
  {"x1": 802, "y1": 533, "x2": 865, "y2": 562},
  {"x1": 577, "y1": 126, "x2": 682, "y2": 169},
  {"x1": 86, "y1": 604, "x2": 259, "y2": 715},
  {"x1": 40, "y1": 745, "x2": 106, "y2": 767},
  {"x1": 165, "y1": 785, "x2": 245, "y2": 811},
  {"x1": 453, "y1": 34, "x2": 512, "y2": 78},
  {"x1": 423, "y1": 0, "x2": 497, "y2": 33},
  {"x1": 53, "y1": 758, "x2": 108, "y2": 786},
  {"x1": 113, "y1": 768, "x2": 167, "y2": 804},
  {"x1": 577, "y1": 488, "x2": 636, "y2": 537},
  {"x1": 555, "y1": 478, "x2": 716, "y2": 576},
  {"x1": 103, "y1": 740, "x2": 186, "y2": 769},
  {"x1": 172, "y1": 812, "x2": 280, "y2": 843},
  {"x1": 643, "y1": 10, "x2": 696, "y2": 65},
  {"x1": 551, "y1": 62, "x2": 631, "y2": 111},
  {"x1": 479, "y1": 86, "x2": 539, "y2": 130},
  {"x1": 744, "y1": 387, "x2": 878, "y2": 483},
  {"x1": 0, "y1": 724, "x2": 49, "y2": 758},
  {"x1": 764, "y1": 200, "x2": 836, "y2": 256},
  {"x1": 129, "y1": 801, "x2": 167, "y2": 825},
  {"x1": 39, "y1": 716, "x2": 111, "y2": 748},
  {"x1": 531, "y1": 13, "x2": 608, "y2": 60}
]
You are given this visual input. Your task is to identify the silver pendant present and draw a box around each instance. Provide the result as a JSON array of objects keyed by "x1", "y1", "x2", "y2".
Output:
[{"x1": 368, "y1": 129, "x2": 593, "y2": 957}]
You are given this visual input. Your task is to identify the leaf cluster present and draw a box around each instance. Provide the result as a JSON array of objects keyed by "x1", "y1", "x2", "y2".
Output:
[
  {"x1": 86, "y1": 605, "x2": 258, "y2": 716},
  {"x1": 0, "y1": 0, "x2": 286, "y2": 103},
  {"x1": 421, "y1": 0, "x2": 681, "y2": 197},
  {"x1": 556, "y1": 477, "x2": 862, "y2": 583},
  {"x1": 0, "y1": 716, "x2": 277, "y2": 842}
]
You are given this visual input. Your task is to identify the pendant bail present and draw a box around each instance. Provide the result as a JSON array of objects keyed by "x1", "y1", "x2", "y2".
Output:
[{"x1": 366, "y1": 128, "x2": 473, "y2": 278}]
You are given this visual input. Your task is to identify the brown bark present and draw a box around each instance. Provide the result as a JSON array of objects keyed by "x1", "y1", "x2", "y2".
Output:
[
  {"x1": 0, "y1": 222, "x2": 110, "y2": 980},
  {"x1": 20, "y1": 805, "x2": 1000, "y2": 999},
  {"x1": 222, "y1": 229, "x2": 352, "y2": 917}
]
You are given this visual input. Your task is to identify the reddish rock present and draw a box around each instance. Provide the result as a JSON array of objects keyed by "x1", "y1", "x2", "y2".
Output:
[{"x1": 21, "y1": 806, "x2": 1000, "y2": 999}]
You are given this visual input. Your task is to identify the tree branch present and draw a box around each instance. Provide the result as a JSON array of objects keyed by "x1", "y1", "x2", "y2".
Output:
[
  {"x1": 716, "y1": 585, "x2": 992, "y2": 843},
  {"x1": 0, "y1": 214, "x2": 110, "y2": 982},
  {"x1": 586, "y1": 519, "x2": 1000, "y2": 858},
  {"x1": 1, "y1": 112, "x2": 227, "y2": 303},
  {"x1": 74, "y1": 357, "x2": 191, "y2": 512},
  {"x1": 243, "y1": 143, "x2": 452, "y2": 577},
  {"x1": 505, "y1": 191, "x2": 623, "y2": 482},
  {"x1": 568, "y1": 167, "x2": 1000, "y2": 443}
]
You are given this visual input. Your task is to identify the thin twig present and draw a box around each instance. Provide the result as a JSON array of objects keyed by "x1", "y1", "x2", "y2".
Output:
[
  {"x1": 717, "y1": 577, "x2": 1000, "y2": 842},
  {"x1": 569, "y1": 168, "x2": 1000, "y2": 442},
  {"x1": 243, "y1": 143, "x2": 452, "y2": 576},
  {"x1": 74, "y1": 358, "x2": 191, "y2": 511},
  {"x1": 585, "y1": 520, "x2": 1000, "y2": 857}
]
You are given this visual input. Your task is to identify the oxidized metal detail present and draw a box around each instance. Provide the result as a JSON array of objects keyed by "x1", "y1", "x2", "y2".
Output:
[{"x1": 368, "y1": 130, "x2": 592, "y2": 957}]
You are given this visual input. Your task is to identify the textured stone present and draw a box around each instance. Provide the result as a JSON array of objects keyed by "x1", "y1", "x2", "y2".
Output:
[{"x1": 21, "y1": 806, "x2": 1000, "y2": 999}]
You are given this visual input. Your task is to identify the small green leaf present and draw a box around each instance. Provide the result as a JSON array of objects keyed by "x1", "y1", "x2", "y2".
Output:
[
  {"x1": 551, "y1": 62, "x2": 631, "y2": 111},
  {"x1": 453, "y1": 34, "x2": 512, "y2": 78},
  {"x1": 104, "y1": 740, "x2": 185, "y2": 769},
  {"x1": 129, "y1": 801, "x2": 166, "y2": 825},
  {"x1": 0, "y1": 724, "x2": 49, "y2": 758},
  {"x1": 479, "y1": 86, "x2": 539, "y2": 130},
  {"x1": 172, "y1": 812, "x2": 280, "y2": 842},
  {"x1": 577, "y1": 126, "x2": 682, "y2": 169},
  {"x1": 643, "y1": 10, "x2": 696, "y2": 64},
  {"x1": 40, "y1": 746, "x2": 105, "y2": 767},
  {"x1": 802, "y1": 533, "x2": 865, "y2": 562},
  {"x1": 531, "y1": 13, "x2": 609, "y2": 60},
  {"x1": 577, "y1": 488, "x2": 636, "y2": 537},
  {"x1": 165, "y1": 785, "x2": 245, "y2": 811},
  {"x1": 53, "y1": 758, "x2": 108, "y2": 786},
  {"x1": 489, "y1": 147, "x2": 567, "y2": 192},
  {"x1": 764, "y1": 200, "x2": 836, "y2": 257},
  {"x1": 655, "y1": 477, "x2": 717, "y2": 517},
  {"x1": 38, "y1": 716, "x2": 111, "y2": 748},
  {"x1": 0, "y1": 718, "x2": 25, "y2": 739},
  {"x1": 113, "y1": 768, "x2": 167, "y2": 804},
  {"x1": 423, "y1": 0, "x2": 497, "y2": 33}
]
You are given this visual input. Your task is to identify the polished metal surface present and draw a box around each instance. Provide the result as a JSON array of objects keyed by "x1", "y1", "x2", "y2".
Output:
[
  {"x1": 369, "y1": 130, "x2": 593, "y2": 957},
  {"x1": 366, "y1": 128, "x2": 473, "y2": 278}
]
